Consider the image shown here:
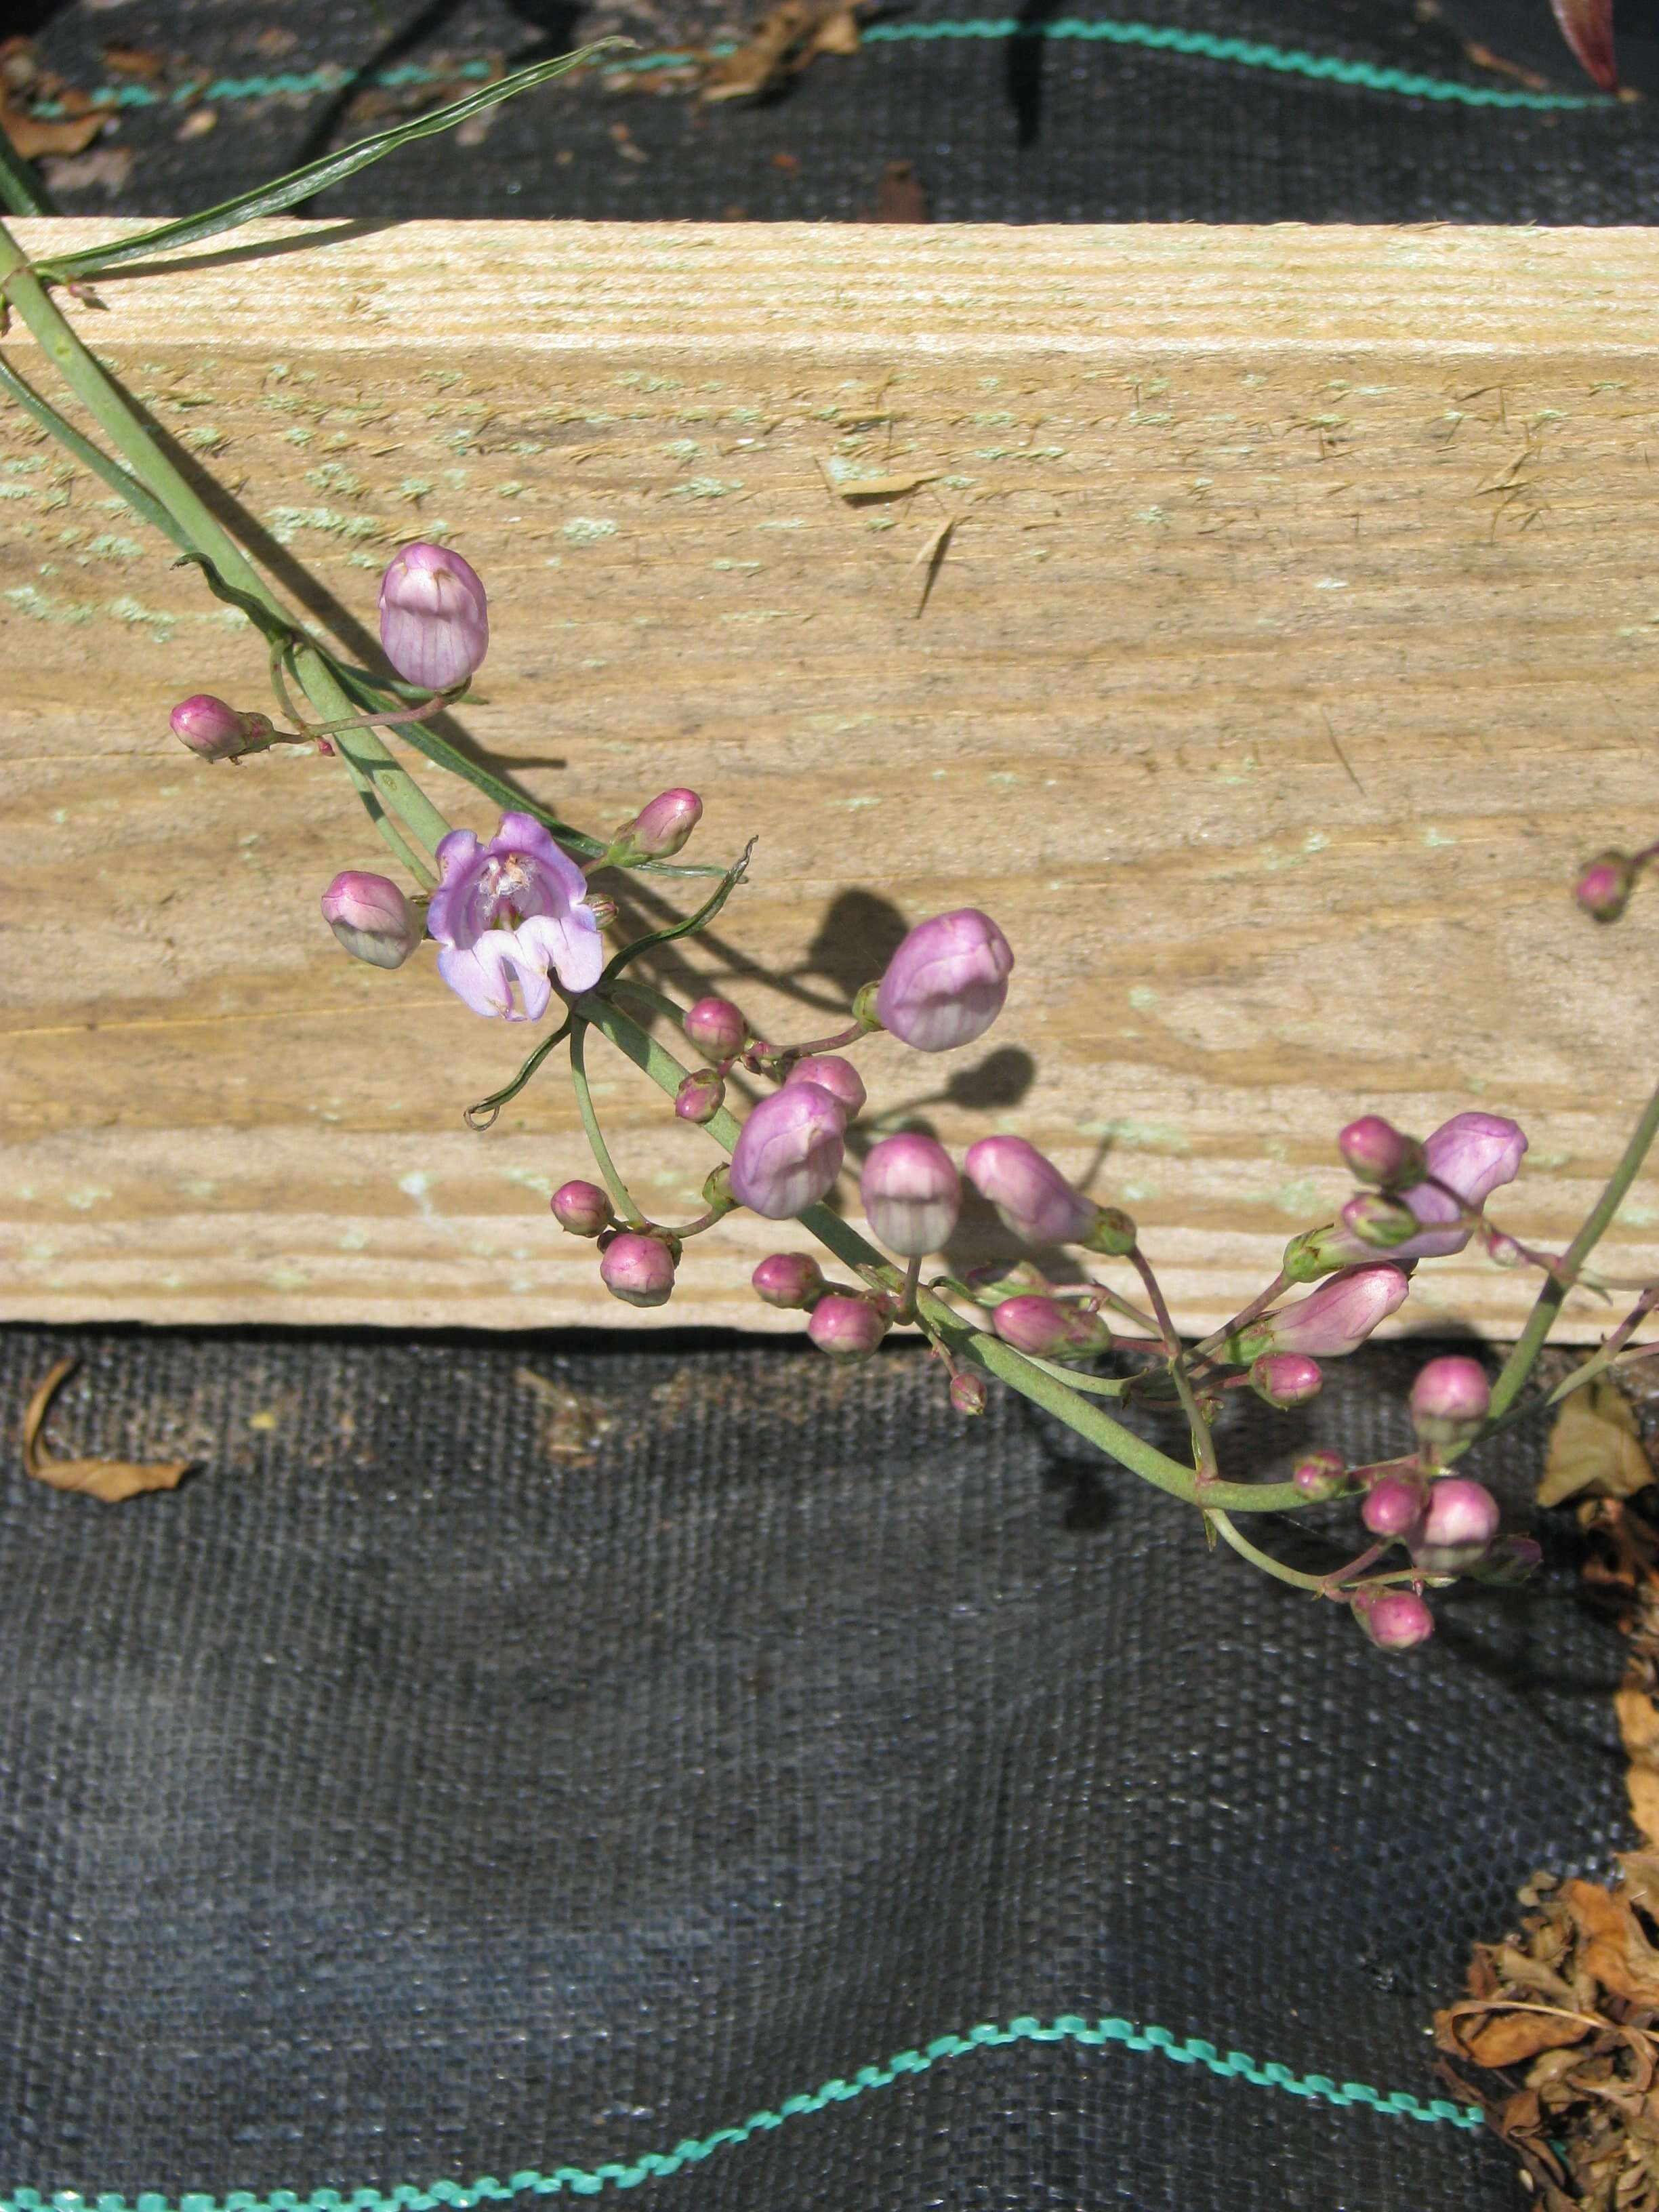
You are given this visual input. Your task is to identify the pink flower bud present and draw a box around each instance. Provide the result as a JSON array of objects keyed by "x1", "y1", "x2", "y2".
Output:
[
  {"x1": 1362, "y1": 1471, "x2": 1427, "y2": 1538},
  {"x1": 1410, "y1": 1477, "x2": 1500, "y2": 1573},
  {"x1": 170, "y1": 694, "x2": 272, "y2": 761},
  {"x1": 1469, "y1": 1534, "x2": 1542, "y2": 1586},
  {"x1": 786, "y1": 1055, "x2": 867, "y2": 1120},
  {"x1": 1292, "y1": 1449, "x2": 1349, "y2": 1502},
  {"x1": 1355, "y1": 1589, "x2": 1435, "y2": 1651},
  {"x1": 627, "y1": 787, "x2": 702, "y2": 860},
  {"x1": 1338, "y1": 1115, "x2": 1425, "y2": 1189},
  {"x1": 807, "y1": 1293, "x2": 887, "y2": 1361},
  {"x1": 1311, "y1": 1111, "x2": 1530, "y2": 1270},
  {"x1": 598, "y1": 1231, "x2": 676, "y2": 1308},
  {"x1": 684, "y1": 997, "x2": 747, "y2": 1060},
  {"x1": 320, "y1": 871, "x2": 422, "y2": 970},
  {"x1": 861, "y1": 1133, "x2": 961, "y2": 1258},
  {"x1": 1410, "y1": 1355, "x2": 1490, "y2": 1452},
  {"x1": 1249, "y1": 1353, "x2": 1323, "y2": 1409},
  {"x1": 729, "y1": 1082, "x2": 847, "y2": 1219},
  {"x1": 991, "y1": 1295, "x2": 1109, "y2": 1359},
  {"x1": 752, "y1": 1252, "x2": 824, "y2": 1309},
  {"x1": 1339, "y1": 1193, "x2": 1421, "y2": 1250},
  {"x1": 963, "y1": 1136, "x2": 1099, "y2": 1248},
  {"x1": 378, "y1": 541, "x2": 489, "y2": 691},
  {"x1": 675, "y1": 1069, "x2": 725, "y2": 1124},
  {"x1": 1576, "y1": 852, "x2": 1634, "y2": 923},
  {"x1": 950, "y1": 1370, "x2": 989, "y2": 1416},
  {"x1": 1240, "y1": 1264, "x2": 1410, "y2": 1359},
  {"x1": 551, "y1": 1179, "x2": 612, "y2": 1237},
  {"x1": 1487, "y1": 1233, "x2": 1525, "y2": 1268},
  {"x1": 875, "y1": 908, "x2": 1015, "y2": 1052}
]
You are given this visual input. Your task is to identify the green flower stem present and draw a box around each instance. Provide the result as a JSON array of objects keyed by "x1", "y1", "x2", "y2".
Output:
[
  {"x1": 1486, "y1": 1074, "x2": 1659, "y2": 1424},
  {"x1": 0, "y1": 134, "x2": 54, "y2": 218},
  {"x1": 569, "y1": 1017, "x2": 647, "y2": 1229},
  {"x1": 1131, "y1": 1242, "x2": 1216, "y2": 1481},
  {"x1": 608, "y1": 976, "x2": 693, "y2": 1027},
  {"x1": 0, "y1": 217, "x2": 451, "y2": 872},
  {"x1": 578, "y1": 990, "x2": 1307, "y2": 1516}
]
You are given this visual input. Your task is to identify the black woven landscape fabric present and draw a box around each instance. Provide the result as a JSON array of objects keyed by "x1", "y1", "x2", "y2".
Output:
[
  {"x1": 19, "y1": 0, "x2": 1659, "y2": 224},
  {"x1": 0, "y1": 1324, "x2": 1631, "y2": 2210}
]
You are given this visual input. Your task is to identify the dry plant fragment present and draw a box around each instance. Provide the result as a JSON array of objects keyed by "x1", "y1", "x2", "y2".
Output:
[
  {"x1": 701, "y1": 0, "x2": 861, "y2": 102},
  {"x1": 1538, "y1": 1378, "x2": 1654, "y2": 1509},
  {"x1": 22, "y1": 1357, "x2": 192, "y2": 1504}
]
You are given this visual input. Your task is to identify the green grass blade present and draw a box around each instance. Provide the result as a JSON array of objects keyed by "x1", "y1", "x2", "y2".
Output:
[
  {"x1": 35, "y1": 41, "x2": 630, "y2": 283},
  {"x1": 0, "y1": 134, "x2": 56, "y2": 218}
]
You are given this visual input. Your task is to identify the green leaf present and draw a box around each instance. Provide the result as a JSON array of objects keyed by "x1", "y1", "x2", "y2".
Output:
[
  {"x1": 0, "y1": 352, "x2": 191, "y2": 548},
  {"x1": 599, "y1": 840, "x2": 755, "y2": 986},
  {"x1": 0, "y1": 132, "x2": 57, "y2": 218},
  {"x1": 34, "y1": 41, "x2": 632, "y2": 283},
  {"x1": 464, "y1": 1016, "x2": 573, "y2": 1130}
]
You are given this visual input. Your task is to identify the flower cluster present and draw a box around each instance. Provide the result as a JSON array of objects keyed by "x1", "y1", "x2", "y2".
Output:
[{"x1": 166, "y1": 530, "x2": 1647, "y2": 1662}]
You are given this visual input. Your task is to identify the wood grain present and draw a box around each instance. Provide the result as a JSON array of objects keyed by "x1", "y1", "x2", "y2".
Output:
[{"x1": 3, "y1": 219, "x2": 1659, "y2": 1340}]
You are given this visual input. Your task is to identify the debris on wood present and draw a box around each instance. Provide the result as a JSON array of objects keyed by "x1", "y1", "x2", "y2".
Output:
[
  {"x1": 819, "y1": 457, "x2": 940, "y2": 502},
  {"x1": 701, "y1": 0, "x2": 863, "y2": 103},
  {"x1": 871, "y1": 157, "x2": 929, "y2": 224},
  {"x1": 22, "y1": 1357, "x2": 192, "y2": 1504},
  {"x1": 514, "y1": 1367, "x2": 617, "y2": 1465}
]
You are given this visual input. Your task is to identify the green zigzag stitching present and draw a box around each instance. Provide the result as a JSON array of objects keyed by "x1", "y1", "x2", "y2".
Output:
[
  {"x1": 28, "y1": 15, "x2": 1608, "y2": 117},
  {"x1": 0, "y1": 2011, "x2": 1485, "y2": 2211}
]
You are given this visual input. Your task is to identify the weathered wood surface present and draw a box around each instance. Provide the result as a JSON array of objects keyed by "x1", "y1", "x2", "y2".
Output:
[{"x1": 4, "y1": 219, "x2": 1659, "y2": 1340}]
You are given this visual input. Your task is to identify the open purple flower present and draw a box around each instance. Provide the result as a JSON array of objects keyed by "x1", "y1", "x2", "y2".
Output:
[{"x1": 427, "y1": 811, "x2": 602, "y2": 1021}]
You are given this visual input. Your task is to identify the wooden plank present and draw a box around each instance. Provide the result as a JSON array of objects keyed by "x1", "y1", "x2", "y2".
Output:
[{"x1": 3, "y1": 219, "x2": 1659, "y2": 1340}]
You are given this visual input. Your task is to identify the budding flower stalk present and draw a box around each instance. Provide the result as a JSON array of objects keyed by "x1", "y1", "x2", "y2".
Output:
[
  {"x1": 170, "y1": 695, "x2": 276, "y2": 762},
  {"x1": 729, "y1": 1082, "x2": 847, "y2": 1218},
  {"x1": 1361, "y1": 1471, "x2": 1427, "y2": 1538},
  {"x1": 1575, "y1": 851, "x2": 1635, "y2": 923},
  {"x1": 1409, "y1": 1477, "x2": 1500, "y2": 1574},
  {"x1": 1248, "y1": 1353, "x2": 1323, "y2": 1409},
  {"x1": 751, "y1": 1253, "x2": 823, "y2": 1309},
  {"x1": 787, "y1": 1056, "x2": 867, "y2": 1120},
  {"x1": 684, "y1": 997, "x2": 747, "y2": 1061},
  {"x1": 320, "y1": 872, "x2": 422, "y2": 970},
  {"x1": 378, "y1": 541, "x2": 489, "y2": 692},
  {"x1": 551, "y1": 1180, "x2": 613, "y2": 1237},
  {"x1": 876, "y1": 909, "x2": 1014, "y2": 1052},
  {"x1": 964, "y1": 1136, "x2": 1099, "y2": 1248},
  {"x1": 598, "y1": 1232, "x2": 676, "y2": 1309},
  {"x1": 861, "y1": 1133, "x2": 961, "y2": 1258},
  {"x1": 1338, "y1": 1115, "x2": 1425, "y2": 1190},
  {"x1": 807, "y1": 1294, "x2": 888, "y2": 1362},
  {"x1": 1353, "y1": 1589, "x2": 1435, "y2": 1652},
  {"x1": 622, "y1": 788, "x2": 703, "y2": 861},
  {"x1": 1292, "y1": 1450, "x2": 1350, "y2": 1502},
  {"x1": 1235, "y1": 1264, "x2": 1411, "y2": 1360},
  {"x1": 1409, "y1": 1355, "x2": 1491, "y2": 1454},
  {"x1": 991, "y1": 1296, "x2": 1109, "y2": 1359},
  {"x1": 675, "y1": 1069, "x2": 725, "y2": 1124}
]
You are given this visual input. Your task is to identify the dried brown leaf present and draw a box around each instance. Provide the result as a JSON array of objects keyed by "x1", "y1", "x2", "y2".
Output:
[
  {"x1": 1437, "y1": 1999, "x2": 1593, "y2": 2068},
  {"x1": 22, "y1": 1357, "x2": 191, "y2": 1504},
  {"x1": 1540, "y1": 1380, "x2": 1654, "y2": 1509},
  {"x1": 1565, "y1": 1877, "x2": 1659, "y2": 2003},
  {"x1": 101, "y1": 43, "x2": 165, "y2": 78},
  {"x1": 701, "y1": 0, "x2": 859, "y2": 100},
  {"x1": 0, "y1": 101, "x2": 104, "y2": 158},
  {"x1": 1551, "y1": 0, "x2": 1617, "y2": 91}
]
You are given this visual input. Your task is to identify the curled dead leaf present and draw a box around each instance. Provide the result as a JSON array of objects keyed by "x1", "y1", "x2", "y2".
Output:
[
  {"x1": 1550, "y1": 0, "x2": 1617, "y2": 91},
  {"x1": 1, "y1": 102, "x2": 105, "y2": 160},
  {"x1": 1437, "y1": 1999, "x2": 1593, "y2": 2069},
  {"x1": 1539, "y1": 1378, "x2": 1653, "y2": 1509},
  {"x1": 22, "y1": 1357, "x2": 192, "y2": 1504},
  {"x1": 702, "y1": 0, "x2": 860, "y2": 100}
]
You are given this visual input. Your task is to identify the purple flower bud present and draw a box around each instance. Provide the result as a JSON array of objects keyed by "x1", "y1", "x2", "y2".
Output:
[
  {"x1": 861, "y1": 1133, "x2": 961, "y2": 1258},
  {"x1": 1355, "y1": 1589, "x2": 1435, "y2": 1652},
  {"x1": 1340, "y1": 1193, "x2": 1422, "y2": 1250},
  {"x1": 675, "y1": 1069, "x2": 725, "y2": 1124},
  {"x1": 170, "y1": 694, "x2": 273, "y2": 762},
  {"x1": 551, "y1": 1179, "x2": 612, "y2": 1237},
  {"x1": 950, "y1": 1370, "x2": 989, "y2": 1416},
  {"x1": 1410, "y1": 1355, "x2": 1491, "y2": 1452},
  {"x1": 807, "y1": 1293, "x2": 887, "y2": 1361},
  {"x1": 685, "y1": 996, "x2": 747, "y2": 1060},
  {"x1": 1576, "y1": 851, "x2": 1634, "y2": 923},
  {"x1": 1410, "y1": 1477, "x2": 1500, "y2": 1573},
  {"x1": 729, "y1": 1082, "x2": 847, "y2": 1219},
  {"x1": 1469, "y1": 1534, "x2": 1542, "y2": 1586},
  {"x1": 1362, "y1": 1471, "x2": 1427, "y2": 1537},
  {"x1": 875, "y1": 908, "x2": 1015, "y2": 1052},
  {"x1": 1304, "y1": 1111, "x2": 1530, "y2": 1272},
  {"x1": 1293, "y1": 1449, "x2": 1350, "y2": 1502},
  {"x1": 626, "y1": 787, "x2": 703, "y2": 860},
  {"x1": 787, "y1": 1056, "x2": 867, "y2": 1120},
  {"x1": 752, "y1": 1252, "x2": 824, "y2": 1309},
  {"x1": 1249, "y1": 1353, "x2": 1323, "y2": 1409},
  {"x1": 963, "y1": 1136, "x2": 1099, "y2": 1248},
  {"x1": 598, "y1": 1231, "x2": 676, "y2": 1308},
  {"x1": 991, "y1": 1295, "x2": 1109, "y2": 1359},
  {"x1": 1338, "y1": 1115, "x2": 1425, "y2": 1189},
  {"x1": 378, "y1": 541, "x2": 489, "y2": 691},
  {"x1": 1240, "y1": 1264, "x2": 1410, "y2": 1360},
  {"x1": 320, "y1": 871, "x2": 422, "y2": 970}
]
